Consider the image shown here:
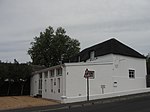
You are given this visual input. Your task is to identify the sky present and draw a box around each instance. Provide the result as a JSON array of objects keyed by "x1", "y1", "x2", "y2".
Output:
[{"x1": 0, "y1": 0, "x2": 150, "y2": 63}]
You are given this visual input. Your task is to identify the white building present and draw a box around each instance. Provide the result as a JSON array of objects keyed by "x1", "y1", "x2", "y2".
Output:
[{"x1": 30, "y1": 38, "x2": 147, "y2": 103}]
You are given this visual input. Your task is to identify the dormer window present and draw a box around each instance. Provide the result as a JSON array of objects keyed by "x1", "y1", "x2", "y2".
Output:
[{"x1": 90, "y1": 51, "x2": 95, "y2": 61}]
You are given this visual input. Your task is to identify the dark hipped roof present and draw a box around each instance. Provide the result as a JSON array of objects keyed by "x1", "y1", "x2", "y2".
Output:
[{"x1": 69, "y1": 38, "x2": 145, "y2": 62}]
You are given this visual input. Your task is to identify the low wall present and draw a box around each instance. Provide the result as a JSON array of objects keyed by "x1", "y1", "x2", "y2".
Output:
[{"x1": 62, "y1": 88, "x2": 150, "y2": 103}]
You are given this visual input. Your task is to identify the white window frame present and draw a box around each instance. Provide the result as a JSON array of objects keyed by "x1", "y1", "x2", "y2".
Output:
[{"x1": 129, "y1": 69, "x2": 135, "y2": 79}]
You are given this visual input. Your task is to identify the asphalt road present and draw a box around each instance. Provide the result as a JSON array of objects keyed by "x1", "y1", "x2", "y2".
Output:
[
  {"x1": 48, "y1": 96, "x2": 150, "y2": 112},
  {"x1": 1, "y1": 95, "x2": 150, "y2": 112}
]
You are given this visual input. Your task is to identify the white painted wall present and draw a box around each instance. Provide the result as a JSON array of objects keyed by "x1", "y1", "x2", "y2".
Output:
[
  {"x1": 30, "y1": 74, "x2": 39, "y2": 96},
  {"x1": 42, "y1": 75, "x2": 63, "y2": 101},
  {"x1": 86, "y1": 54, "x2": 113, "y2": 63},
  {"x1": 63, "y1": 88, "x2": 150, "y2": 103},
  {"x1": 30, "y1": 54, "x2": 147, "y2": 103},
  {"x1": 65, "y1": 62, "x2": 114, "y2": 98},
  {"x1": 112, "y1": 54, "x2": 147, "y2": 92},
  {"x1": 31, "y1": 65, "x2": 64, "y2": 101},
  {"x1": 62, "y1": 54, "x2": 147, "y2": 103}
]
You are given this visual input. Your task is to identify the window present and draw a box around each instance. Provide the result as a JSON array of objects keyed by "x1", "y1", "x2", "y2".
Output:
[
  {"x1": 44, "y1": 71, "x2": 48, "y2": 78},
  {"x1": 129, "y1": 69, "x2": 135, "y2": 79},
  {"x1": 90, "y1": 51, "x2": 95, "y2": 61},
  {"x1": 39, "y1": 73, "x2": 42, "y2": 78},
  {"x1": 51, "y1": 79, "x2": 53, "y2": 92},
  {"x1": 44, "y1": 80, "x2": 47, "y2": 92},
  {"x1": 39, "y1": 80, "x2": 42, "y2": 90},
  {"x1": 58, "y1": 78, "x2": 60, "y2": 93},
  {"x1": 113, "y1": 81, "x2": 117, "y2": 87},
  {"x1": 56, "y1": 68, "x2": 62, "y2": 76},
  {"x1": 39, "y1": 73, "x2": 42, "y2": 95},
  {"x1": 54, "y1": 78, "x2": 56, "y2": 85},
  {"x1": 49, "y1": 70, "x2": 55, "y2": 77}
]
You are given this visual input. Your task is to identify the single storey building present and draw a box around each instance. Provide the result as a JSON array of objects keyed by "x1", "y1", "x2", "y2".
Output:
[{"x1": 30, "y1": 38, "x2": 147, "y2": 103}]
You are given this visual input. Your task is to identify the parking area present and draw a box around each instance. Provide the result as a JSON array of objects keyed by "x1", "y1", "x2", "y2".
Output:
[{"x1": 0, "y1": 96, "x2": 59, "y2": 110}]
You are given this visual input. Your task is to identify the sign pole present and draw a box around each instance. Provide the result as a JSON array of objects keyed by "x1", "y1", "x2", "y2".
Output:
[
  {"x1": 84, "y1": 68, "x2": 94, "y2": 102},
  {"x1": 87, "y1": 77, "x2": 89, "y2": 101}
]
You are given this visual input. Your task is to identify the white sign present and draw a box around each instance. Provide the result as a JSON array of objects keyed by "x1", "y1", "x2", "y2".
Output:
[{"x1": 84, "y1": 69, "x2": 95, "y2": 79}]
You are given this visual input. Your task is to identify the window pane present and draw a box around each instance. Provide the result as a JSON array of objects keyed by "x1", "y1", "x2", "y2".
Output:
[
  {"x1": 58, "y1": 78, "x2": 60, "y2": 93},
  {"x1": 129, "y1": 70, "x2": 135, "y2": 79},
  {"x1": 49, "y1": 70, "x2": 54, "y2": 77},
  {"x1": 44, "y1": 72, "x2": 48, "y2": 78},
  {"x1": 44, "y1": 80, "x2": 47, "y2": 92},
  {"x1": 51, "y1": 79, "x2": 53, "y2": 92},
  {"x1": 56, "y1": 68, "x2": 62, "y2": 76},
  {"x1": 39, "y1": 73, "x2": 42, "y2": 78},
  {"x1": 38, "y1": 73, "x2": 42, "y2": 95}
]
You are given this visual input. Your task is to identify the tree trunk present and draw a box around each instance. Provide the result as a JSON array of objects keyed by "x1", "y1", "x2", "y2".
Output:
[
  {"x1": 21, "y1": 84, "x2": 24, "y2": 95},
  {"x1": 7, "y1": 81, "x2": 11, "y2": 96},
  {"x1": 0, "y1": 80, "x2": 4, "y2": 88}
]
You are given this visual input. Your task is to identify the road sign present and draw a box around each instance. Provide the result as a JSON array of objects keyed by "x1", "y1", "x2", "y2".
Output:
[
  {"x1": 84, "y1": 69, "x2": 95, "y2": 101},
  {"x1": 84, "y1": 69, "x2": 95, "y2": 79},
  {"x1": 84, "y1": 69, "x2": 89, "y2": 78},
  {"x1": 88, "y1": 71, "x2": 95, "y2": 79}
]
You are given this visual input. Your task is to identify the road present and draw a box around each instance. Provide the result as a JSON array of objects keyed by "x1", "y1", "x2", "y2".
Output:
[
  {"x1": 1, "y1": 95, "x2": 150, "y2": 112},
  {"x1": 49, "y1": 96, "x2": 150, "y2": 112}
]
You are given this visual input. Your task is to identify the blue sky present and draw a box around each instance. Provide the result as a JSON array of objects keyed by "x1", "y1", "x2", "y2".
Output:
[{"x1": 0, "y1": 0, "x2": 150, "y2": 62}]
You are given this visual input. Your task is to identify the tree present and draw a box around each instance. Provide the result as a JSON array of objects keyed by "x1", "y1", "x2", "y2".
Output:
[
  {"x1": 0, "y1": 61, "x2": 32, "y2": 96},
  {"x1": 28, "y1": 26, "x2": 80, "y2": 67},
  {"x1": 17, "y1": 64, "x2": 32, "y2": 95},
  {"x1": 0, "y1": 62, "x2": 8, "y2": 88}
]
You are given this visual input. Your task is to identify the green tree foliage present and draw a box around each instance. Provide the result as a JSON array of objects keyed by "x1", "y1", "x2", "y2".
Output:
[
  {"x1": 28, "y1": 26, "x2": 80, "y2": 67},
  {"x1": 0, "y1": 62, "x2": 8, "y2": 87},
  {"x1": 0, "y1": 60, "x2": 32, "y2": 95}
]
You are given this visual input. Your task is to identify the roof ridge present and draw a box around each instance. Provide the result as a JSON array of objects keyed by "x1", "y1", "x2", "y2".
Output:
[{"x1": 68, "y1": 38, "x2": 145, "y2": 62}]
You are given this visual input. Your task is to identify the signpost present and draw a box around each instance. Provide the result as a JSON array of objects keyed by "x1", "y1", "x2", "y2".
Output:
[{"x1": 84, "y1": 69, "x2": 94, "y2": 101}]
